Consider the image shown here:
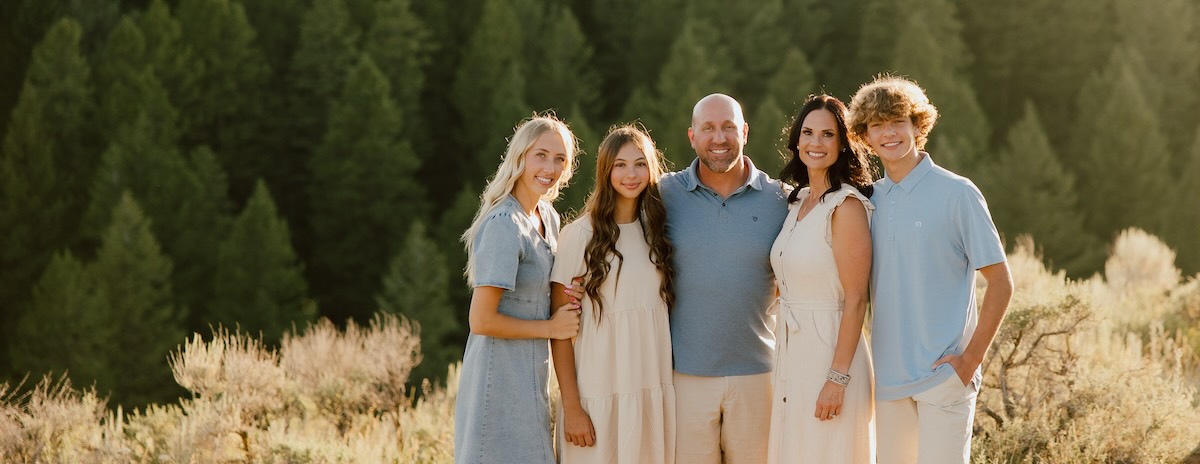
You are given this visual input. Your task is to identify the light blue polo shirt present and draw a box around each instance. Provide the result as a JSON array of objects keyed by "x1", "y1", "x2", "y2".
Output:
[
  {"x1": 661, "y1": 157, "x2": 789, "y2": 377},
  {"x1": 870, "y1": 153, "x2": 1006, "y2": 401}
]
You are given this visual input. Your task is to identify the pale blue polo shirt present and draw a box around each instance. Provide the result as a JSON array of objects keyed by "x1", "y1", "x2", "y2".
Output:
[
  {"x1": 660, "y1": 157, "x2": 789, "y2": 377},
  {"x1": 869, "y1": 153, "x2": 1006, "y2": 401}
]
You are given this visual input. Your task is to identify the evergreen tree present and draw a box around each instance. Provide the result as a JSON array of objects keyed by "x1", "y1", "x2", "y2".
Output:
[
  {"x1": 868, "y1": 0, "x2": 988, "y2": 174},
  {"x1": 171, "y1": 0, "x2": 269, "y2": 196},
  {"x1": 376, "y1": 221, "x2": 461, "y2": 386},
  {"x1": 451, "y1": 0, "x2": 530, "y2": 180},
  {"x1": 513, "y1": 0, "x2": 599, "y2": 119},
  {"x1": 689, "y1": 0, "x2": 787, "y2": 106},
  {"x1": 211, "y1": 179, "x2": 311, "y2": 345},
  {"x1": 958, "y1": 0, "x2": 1115, "y2": 149},
  {"x1": 91, "y1": 193, "x2": 184, "y2": 407},
  {"x1": 0, "y1": 19, "x2": 93, "y2": 367},
  {"x1": 84, "y1": 115, "x2": 232, "y2": 331},
  {"x1": 977, "y1": 103, "x2": 1103, "y2": 276},
  {"x1": 1171, "y1": 129, "x2": 1200, "y2": 275},
  {"x1": 622, "y1": 17, "x2": 728, "y2": 167},
  {"x1": 8, "y1": 251, "x2": 115, "y2": 394},
  {"x1": 239, "y1": 0, "x2": 304, "y2": 75},
  {"x1": 1113, "y1": 0, "x2": 1199, "y2": 159},
  {"x1": 291, "y1": 0, "x2": 360, "y2": 123},
  {"x1": 556, "y1": 106, "x2": 601, "y2": 216},
  {"x1": 362, "y1": 0, "x2": 430, "y2": 139},
  {"x1": 780, "y1": 0, "x2": 837, "y2": 86},
  {"x1": 136, "y1": 0, "x2": 199, "y2": 129},
  {"x1": 437, "y1": 183, "x2": 481, "y2": 337},
  {"x1": 748, "y1": 47, "x2": 818, "y2": 176},
  {"x1": 276, "y1": 0, "x2": 361, "y2": 230},
  {"x1": 1070, "y1": 48, "x2": 1171, "y2": 244},
  {"x1": 94, "y1": 16, "x2": 178, "y2": 153},
  {"x1": 307, "y1": 55, "x2": 426, "y2": 323},
  {"x1": 587, "y1": 0, "x2": 686, "y2": 120}
]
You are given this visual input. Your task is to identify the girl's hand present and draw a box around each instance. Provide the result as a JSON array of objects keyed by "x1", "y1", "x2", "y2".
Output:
[
  {"x1": 814, "y1": 380, "x2": 845, "y2": 421},
  {"x1": 564, "y1": 278, "x2": 585, "y2": 303},
  {"x1": 547, "y1": 302, "x2": 581, "y2": 339},
  {"x1": 564, "y1": 406, "x2": 596, "y2": 447}
]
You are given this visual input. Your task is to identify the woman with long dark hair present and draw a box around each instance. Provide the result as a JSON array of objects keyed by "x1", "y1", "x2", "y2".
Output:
[
  {"x1": 767, "y1": 95, "x2": 877, "y2": 463},
  {"x1": 550, "y1": 124, "x2": 676, "y2": 463}
]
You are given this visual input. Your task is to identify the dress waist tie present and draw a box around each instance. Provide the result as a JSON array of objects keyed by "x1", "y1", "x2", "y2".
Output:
[{"x1": 771, "y1": 298, "x2": 842, "y2": 389}]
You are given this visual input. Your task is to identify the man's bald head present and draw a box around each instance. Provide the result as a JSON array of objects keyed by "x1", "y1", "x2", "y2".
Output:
[{"x1": 691, "y1": 93, "x2": 746, "y2": 128}]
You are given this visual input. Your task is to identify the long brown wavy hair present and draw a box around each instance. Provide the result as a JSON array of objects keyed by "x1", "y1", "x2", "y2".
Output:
[{"x1": 579, "y1": 124, "x2": 675, "y2": 322}]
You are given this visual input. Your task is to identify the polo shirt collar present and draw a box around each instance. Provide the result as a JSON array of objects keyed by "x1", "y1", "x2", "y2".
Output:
[
  {"x1": 682, "y1": 156, "x2": 767, "y2": 193},
  {"x1": 882, "y1": 152, "x2": 935, "y2": 194}
]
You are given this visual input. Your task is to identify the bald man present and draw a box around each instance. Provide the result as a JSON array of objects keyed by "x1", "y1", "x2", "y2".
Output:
[{"x1": 659, "y1": 94, "x2": 789, "y2": 463}]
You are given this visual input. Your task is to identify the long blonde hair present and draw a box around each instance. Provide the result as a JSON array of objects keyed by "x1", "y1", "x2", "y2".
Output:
[{"x1": 462, "y1": 115, "x2": 579, "y2": 284}]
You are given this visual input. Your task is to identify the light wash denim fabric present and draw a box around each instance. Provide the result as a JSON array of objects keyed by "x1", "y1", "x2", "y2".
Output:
[{"x1": 454, "y1": 194, "x2": 559, "y2": 464}]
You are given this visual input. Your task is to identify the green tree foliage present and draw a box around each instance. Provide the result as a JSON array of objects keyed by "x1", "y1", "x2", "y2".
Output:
[
  {"x1": 748, "y1": 47, "x2": 818, "y2": 176},
  {"x1": 959, "y1": 0, "x2": 1115, "y2": 149},
  {"x1": 94, "y1": 16, "x2": 177, "y2": 154},
  {"x1": 170, "y1": 0, "x2": 269, "y2": 194},
  {"x1": 8, "y1": 252, "x2": 115, "y2": 394},
  {"x1": 0, "y1": 19, "x2": 93, "y2": 372},
  {"x1": 436, "y1": 184, "x2": 481, "y2": 337},
  {"x1": 512, "y1": 0, "x2": 599, "y2": 121},
  {"x1": 84, "y1": 115, "x2": 232, "y2": 331},
  {"x1": 586, "y1": 0, "x2": 686, "y2": 120},
  {"x1": 211, "y1": 180, "x2": 311, "y2": 346},
  {"x1": 91, "y1": 193, "x2": 185, "y2": 407},
  {"x1": 136, "y1": 0, "x2": 196, "y2": 99},
  {"x1": 1113, "y1": 0, "x2": 1200, "y2": 159},
  {"x1": 866, "y1": 0, "x2": 988, "y2": 174},
  {"x1": 1171, "y1": 129, "x2": 1200, "y2": 275},
  {"x1": 1070, "y1": 48, "x2": 1171, "y2": 244},
  {"x1": 291, "y1": 0, "x2": 360, "y2": 116},
  {"x1": 377, "y1": 221, "x2": 461, "y2": 386},
  {"x1": 556, "y1": 106, "x2": 601, "y2": 216},
  {"x1": 622, "y1": 17, "x2": 727, "y2": 167},
  {"x1": 307, "y1": 55, "x2": 426, "y2": 323},
  {"x1": 689, "y1": 0, "x2": 787, "y2": 106},
  {"x1": 362, "y1": 0, "x2": 431, "y2": 140},
  {"x1": 277, "y1": 0, "x2": 361, "y2": 227},
  {"x1": 977, "y1": 103, "x2": 1103, "y2": 276},
  {"x1": 451, "y1": 0, "x2": 530, "y2": 179},
  {"x1": 239, "y1": 0, "x2": 304, "y2": 75}
]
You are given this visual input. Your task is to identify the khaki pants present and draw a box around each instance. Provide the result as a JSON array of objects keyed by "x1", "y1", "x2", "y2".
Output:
[
  {"x1": 876, "y1": 375, "x2": 978, "y2": 464},
  {"x1": 673, "y1": 371, "x2": 772, "y2": 464}
]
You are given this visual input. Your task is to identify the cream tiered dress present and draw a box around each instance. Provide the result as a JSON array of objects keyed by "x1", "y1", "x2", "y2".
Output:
[
  {"x1": 767, "y1": 184, "x2": 876, "y2": 464},
  {"x1": 551, "y1": 217, "x2": 675, "y2": 464}
]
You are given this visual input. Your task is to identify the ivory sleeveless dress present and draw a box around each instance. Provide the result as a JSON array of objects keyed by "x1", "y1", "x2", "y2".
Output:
[
  {"x1": 550, "y1": 217, "x2": 675, "y2": 464},
  {"x1": 766, "y1": 184, "x2": 876, "y2": 464}
]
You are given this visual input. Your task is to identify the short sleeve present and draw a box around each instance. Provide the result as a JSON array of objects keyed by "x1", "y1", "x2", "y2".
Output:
[
  {"x1": 472, "y1": 212, "x2": 523, "y2": 290},
  {"x1": 954, "y1": 183, "x2": 1006, "y2": 270},
  {"x1": 825, "y1": 186, "x2": 875, "y2": 246},
  {"x1": 550, "y1": 219, "x2": 591, "y2": 286}
]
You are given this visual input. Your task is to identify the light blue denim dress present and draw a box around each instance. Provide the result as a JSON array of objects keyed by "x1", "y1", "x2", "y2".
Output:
[{"x1": 455, "y1": 194, "x2": 559, "y2": 464}]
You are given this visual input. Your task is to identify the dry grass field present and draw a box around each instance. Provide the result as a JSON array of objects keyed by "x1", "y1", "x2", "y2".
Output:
[{"x1": 3, "y1": 228, "x2": 1199, "y2": 463}]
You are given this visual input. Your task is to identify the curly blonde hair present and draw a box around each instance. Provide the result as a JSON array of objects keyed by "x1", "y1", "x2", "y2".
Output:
[{"x1": 846, "y1": 75, "x2": 939, "y2": 151}]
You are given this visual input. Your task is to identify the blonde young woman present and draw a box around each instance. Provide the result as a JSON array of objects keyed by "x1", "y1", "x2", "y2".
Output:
[
  {"x1": 550, "y1": 124, "x2": 676, "y2": 463},
  {"x1": 455, "y1": 115, "x2": 584, "y2": 464}
]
